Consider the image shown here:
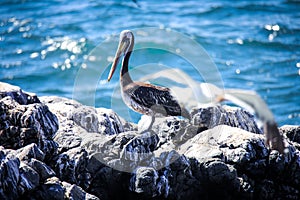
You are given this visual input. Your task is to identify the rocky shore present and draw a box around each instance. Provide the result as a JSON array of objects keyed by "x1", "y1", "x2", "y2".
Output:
[{"x1": 0, "y1": 81, "x2": 300, "y2": 200}]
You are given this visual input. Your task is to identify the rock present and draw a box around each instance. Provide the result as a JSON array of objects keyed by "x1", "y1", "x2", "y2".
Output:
[
  {"x1": 200, "y1": 160, "x2": 240, "y2": 198},
  {"x1": 16, "y1": 143, "x2": 45, "y2": 161},
  {"x1": 81, "y1": 130, "x2": 160, "y2": 173},
  {"x1": 38, "y1": 96, "x2": 137, "y2": 190},
  {"x1": 151, "y1": 116, "x2": 190, "y2": 146},
  {"x1": 0, "y1": 82, "x2": 40, "y2": 105},
  {"x1": 1, "y1": 82, "x2": 300, "y2": 199},
  {"x1": 148, "y1": 105, "x2": 262, "y2": 149},
  {"x1": 179, "y1": 125, "x2": 300, "y2": 199},
  {"x1": 179, "y1": 125, "x2": 267, "y2": 162},
  {"x1": 71, "y1": 105, "x2": 129, "y2": 134},
  {"x1": 18, "y1": 162, "x2": 40, "y2": 195},
  {"x1": 191, "y1": 105, "x2": 262, "y2": 134},
  {"x1": 165, "y1": 154, "x2": 201, "y2": 199},
  {"x1": 28, "y1": 158, "x2": 56, "y2": 181},
  {"x1": 0, "y1": 147, "x2": 20, "y2": 200},
  {"x1": 96, "y1": 107, "x2": 134, "y2": 134},
  {"x1": 120, "y1": 131, "x2": 159, "y2": 163},
  {"x1": 130, "y1": 167, "x2": 159, "y2": 197},
  {"x1": 52, "y1": 147, "x2": 90, "y2": 188},
  {"x1": 0, "y1": 83, "x2": 59, "y2": 160},
  {"x1": 29, "y1": 177, "x2": 65, "y2": 200},
  {"x1": 280, "y1": 125, "x2": 300, "y2": 142},
  {"x1": 88, "y1": 166, "x2": 130, "y2": 200},
  {"x1": 62, "y1": 181, "x2": 100, "y2": 200},
  {"x1": 40, "y1": 96, "x2": 135, "y2": 137}
]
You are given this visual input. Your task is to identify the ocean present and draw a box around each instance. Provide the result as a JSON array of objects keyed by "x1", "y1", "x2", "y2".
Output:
[{"x1": 0, "y1": 0, "x2": 299, "y2": 125}]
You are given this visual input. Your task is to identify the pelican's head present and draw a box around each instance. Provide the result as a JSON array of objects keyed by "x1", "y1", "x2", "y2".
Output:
[{"x1": 107, "y1": 30, "x2": 134, "y2": 81}]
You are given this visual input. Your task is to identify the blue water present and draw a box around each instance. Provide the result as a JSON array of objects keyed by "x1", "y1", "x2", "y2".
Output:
[{"x1": 0, "y1": 0, "x2": 299, "y2": 125}]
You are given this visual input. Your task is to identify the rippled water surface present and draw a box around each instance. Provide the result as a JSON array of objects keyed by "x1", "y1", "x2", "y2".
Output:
[{"x1": 1, "y1": 0, "x2": 299, "y2": 125}]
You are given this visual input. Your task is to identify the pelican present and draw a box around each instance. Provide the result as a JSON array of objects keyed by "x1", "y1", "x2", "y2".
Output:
[{"x1": 107, "y1": 30, "x2": 190, "y2": 130}]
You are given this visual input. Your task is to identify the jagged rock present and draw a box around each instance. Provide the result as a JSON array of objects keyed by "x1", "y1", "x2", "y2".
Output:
[
  {"x1": 40, "y1": 96, "x2": 135, "y2": 137},
  {"x1": 96, "y1": 107, "x2": 134, "y2": 134},
  {"x1": 28, "y1": 158, "x2": 56, "y2": 181},
  {"x1": 62, "y1": 181, "x2": 100, "y2": 200},
  {"x1": 80, "y1": 130, "x2": 160, "y2": 173},
  {"x1": 39, "y1": 93, "x2": 300, "y2": 199},
  {"x1": 120, "y1": 131, "x2": 159, "y2": 162},
  {"x1": 1, "y1": 82, "x2": 300, "y2": 200},
  {"x1": 130, "y1": 167, "x2": 159, "y2": 197},
  {"x1": 165, "y1": 154, "x2": 200, "y2": 199},
  {"x1": 38, "y1": 96, "x2": 136, "y2": 190},
  {"x1": 0, "y1": 82, "x2": 40, "y2": 105},
  {"x1": 150, "y1": 116, "x2": 190, "y2": 147},
  {"x1": 179, "y1": 125, "x2": 300, "y2": 199},
  {"x1": 280, "y1": 125, "x2": 300, "y2": 150},
  {"x1": 179, "y1": 125, "x2": 267, "y2": 163},
  {"x1": 88, "y1": 166, "x2": 130, "y2": 200},
  {"x1": 52, "y1": 147, "x2": 90, "y2": 188},
  {"x1": 200, "y1": 160, "x2": 240, "y2": 198},
  {"x1": 29, "y1": 177, "x2": 65, "y2": 200},
  {"x1": 0, "y1": 147, "x2": 20, "y2": 200},
  {"x1": 16, "y1": 143, "x2": 45, "y2": 161},
  {"x1": 18, "y1": 162, "x2": 40, "y2": 195},
  {"x1": 0, "y1": 146, "x2": 56, "y2": 199},
  {"x1": 191, "y1": 105, "x2": 262, "y2": 134},
  {"x1": 148, "y1": 105, "x2": 262, "y2": 149},
  {"x1": 0, "y1": 83, "x2": 59, "y2": 160}
]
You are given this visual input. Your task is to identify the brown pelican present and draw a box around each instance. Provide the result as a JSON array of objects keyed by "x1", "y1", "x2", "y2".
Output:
[{"x1": 107, "y1": 30, "x2": 190, "y2": 130}]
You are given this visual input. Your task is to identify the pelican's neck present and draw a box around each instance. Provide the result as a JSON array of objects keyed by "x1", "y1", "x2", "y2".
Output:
[{"x1": 120, "y1": 43, "x2": 134, "y2": 87}]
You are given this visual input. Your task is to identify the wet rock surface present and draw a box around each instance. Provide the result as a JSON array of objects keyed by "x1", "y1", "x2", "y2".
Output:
[{"x1": 0, "y1": 82, "x2": 300, "y2": 199}]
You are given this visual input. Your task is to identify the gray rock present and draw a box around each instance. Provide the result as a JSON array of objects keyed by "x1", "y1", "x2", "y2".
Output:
[
  {"x1": 120, "y1": 131, "x2": 159, "y2": 163},
  {"x1": 88, "y1": 166, "x2": 129, "y2": 200},
  {"x1": 0, "y1": 147, "x2": 20, "y2": 200},
  {"x1": 149, "y1": 105, "x2": 262, "y2": 149},
  {"x1": 179, "y1": 125, "x2": 267, "y2": 162},
  {"x1": 38, "y1": 96, "x2": 137, "y2": 190},
  {"x1": 29, "y1": 177, "x2": 65, "y2": 200},
  {"x1": 0, "y1": 82, "x2": 40, "y2": 105},
  {"x1": 0, "y1": 83, "x2": 59, "y2": 160},
  {"x1": 151, "y1": 116, "x2": 189, "y2": 146},
  {"x1": 130, "y1": 167, "x2": 159, "y2": 197},
  {"x1": 52, "y1": 147, "x2": 90, "y2": 188},
  {"x1": 179, "y1": 125, "x2": 300, "y2": 199},
  {"x1": 191, "y1": 105, "x2": 262, "y2": 134},
  {"x1": 165, "y1": 154, "x2": 201, "y2": 199},
  {"x1": 40, "y1": 96, "x2": 135, "y2": 137},
  {"x1": 200, "y1": 160, "x2": 240, "y2": 198},
  {"x1": 28, "y1": 158, "x2": 56, "y2": 181},
  {"x1": 18, "y1": 162, "x2": 40, "y2": 195},
  {"x1": 39, "y1": 93, "x2": 300, "y2": 199},
  {"x1": 1, "y1": 82, "x2": 300, "y2": 200},
  {"x1": 96, "y1": 107, "x2": 133, "y2": 134},
  {"x1": 280, "y1": 125, "x2": 300, "y2": 150},
  {"x1": 16, "y1": 143, "x2": 45, "y2": 161},
  {"x1": 62, "y1": 181, "x2": 100, "y2": 200}
]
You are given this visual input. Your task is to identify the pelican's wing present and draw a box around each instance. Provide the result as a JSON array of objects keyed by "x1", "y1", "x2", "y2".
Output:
[{"x1": 129, "y1": 84, "x2": 183, "y2": 117}]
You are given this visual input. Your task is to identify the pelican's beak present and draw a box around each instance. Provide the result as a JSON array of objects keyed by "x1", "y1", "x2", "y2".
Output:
[{"x1": 107, "y1": 40, "x2": 126, "y2": 82}]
